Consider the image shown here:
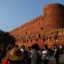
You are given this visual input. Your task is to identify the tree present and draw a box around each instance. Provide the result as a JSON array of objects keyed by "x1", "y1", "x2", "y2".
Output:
[{"x1": 0, "y1": 30, "x2": 16, "y2": 62}]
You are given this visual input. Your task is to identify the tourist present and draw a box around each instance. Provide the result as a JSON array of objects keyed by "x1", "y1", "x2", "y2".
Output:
[
  {"x1": 2, "y1": 58, "x2": 10, "y2": 64},
  {"x1": 41, "y1": 45, "x2": 49, "y2": 64},
  {"x1": 31, "y1": 44, "x2": 40, "y2": 64},
  {"x1": 54, "y1": 45, "x2": 60, "y2": 64}
]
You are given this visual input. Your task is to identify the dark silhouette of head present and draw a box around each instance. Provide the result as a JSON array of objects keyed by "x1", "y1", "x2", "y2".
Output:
[{"x1": 31, "y1": 43, "x2": 39, "y2": 50}]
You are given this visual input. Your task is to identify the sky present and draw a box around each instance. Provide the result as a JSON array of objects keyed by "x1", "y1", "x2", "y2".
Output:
[{"x1": 0, "y1": 0, "x2": 64, "y2": 32}]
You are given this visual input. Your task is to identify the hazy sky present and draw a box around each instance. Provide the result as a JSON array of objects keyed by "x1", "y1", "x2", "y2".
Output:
[{"x1": 0, "y1": 0, "x2": 64, "y2": 32}]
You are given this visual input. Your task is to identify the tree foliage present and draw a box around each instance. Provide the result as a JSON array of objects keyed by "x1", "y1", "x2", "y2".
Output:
[{"x1": 0, "y1": 30, "x2": 16, "y2": 61}]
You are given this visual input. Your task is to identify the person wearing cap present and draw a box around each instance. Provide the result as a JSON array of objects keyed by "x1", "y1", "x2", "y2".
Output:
[{"x1": 6, "y1": 45, "x2": 24, "y2": 64}]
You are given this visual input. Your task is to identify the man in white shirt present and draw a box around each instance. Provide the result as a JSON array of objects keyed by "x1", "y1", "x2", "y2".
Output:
[{"x1": 41, "y1": 45, "x2": 49, "y2": 64}]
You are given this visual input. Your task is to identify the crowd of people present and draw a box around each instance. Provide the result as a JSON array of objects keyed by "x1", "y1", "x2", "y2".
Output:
[{"x1": 1, "y1": 44, "x2": 64, "y2": 64}]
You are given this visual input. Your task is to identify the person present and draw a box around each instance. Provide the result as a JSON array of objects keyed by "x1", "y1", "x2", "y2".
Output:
[
  {"x1": 2, "y1": 58, "x2": 10, "y2": 64},
  {"x1": 19, "y1": 45, "x2": 28, "y2": 64},
  {"x1": 59, "y1": 45, "x2": 63, "y2": 54},
  {"x1": 41, "y1": 45, "x2": 49, "y2": 64},
  {"x1": 31, "y1": 44, "x2": 40, "y2": 64},
  {"x1": 26, "y1": 47, "x2": 31, "y2": 64},
  {"x1": 54, "y1": 45, "x2": 60, "y2": 64},
  {"x1": 6, "y1": 45, "x2": 24, "y2": 64}
]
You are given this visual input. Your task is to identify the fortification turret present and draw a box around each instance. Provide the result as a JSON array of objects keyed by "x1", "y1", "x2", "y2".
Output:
[{"x1": 44, "y1": 4, "x2": 64, "y2": 33}]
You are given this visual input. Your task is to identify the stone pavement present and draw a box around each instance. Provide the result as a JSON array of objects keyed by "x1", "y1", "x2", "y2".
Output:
[{"x1": 49, "y1": 54, "x2": 64, "y2": 64}]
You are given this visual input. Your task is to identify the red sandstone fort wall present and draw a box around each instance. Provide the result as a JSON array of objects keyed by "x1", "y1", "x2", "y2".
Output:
[
  {"x1": 10, "y1": 15, "x2": 45, "y2": 48},
  {"x1": 9, "y1": 4, "x2": 64, "y2": 48}
]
